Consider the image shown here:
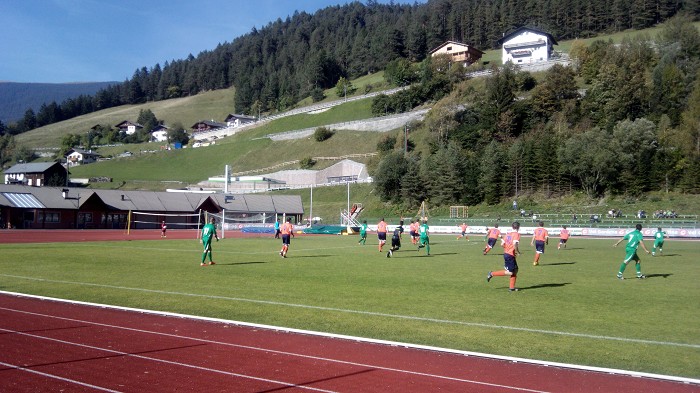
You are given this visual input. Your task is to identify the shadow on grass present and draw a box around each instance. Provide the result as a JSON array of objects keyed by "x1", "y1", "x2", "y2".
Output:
[
  {"x1": 541, "y1": 262, "x2": 576, "y2": 266},
  {"x1": 558, "y1": 247, "x2": 584, "y2": 250},
  {"x1": 645, "y1": 273, "x2": 673, "y2": 279},
  {"x1": 416, "y1": 252, "x2": 458, "y2": 257},
  {"x1": 293, "y1": 254, "x2": 334, "y2": 258},
  {"x1": 217, "y1": 261, "x2": 267, "y2": 266},
  {"x1": 654, "y1": 254, "x2": 679, "y2": 257},
  {"x1": 519, "y1": 282, "x2": 572, "y2": 291}
]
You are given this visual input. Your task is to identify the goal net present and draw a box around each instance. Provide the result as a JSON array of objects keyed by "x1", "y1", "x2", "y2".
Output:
[{"x1": 128, "y1": 211, "x2": 203, "y2": 235}]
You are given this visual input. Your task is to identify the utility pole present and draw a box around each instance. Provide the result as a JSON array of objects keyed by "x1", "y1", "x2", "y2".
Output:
[{"x1": 404, "y1": 124, "x2": 409, "y2": 154}]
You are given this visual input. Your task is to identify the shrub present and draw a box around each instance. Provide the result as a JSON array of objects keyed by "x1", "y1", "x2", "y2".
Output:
[
  {"x1": 314, "y1": 127, "x2": 334, "y2": 142},
  {"x1": 300, "y1": 157, "x2": 316, "y2": 169}
]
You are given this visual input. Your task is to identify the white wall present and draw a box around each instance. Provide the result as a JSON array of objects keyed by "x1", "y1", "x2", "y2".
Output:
[{"x1": 502, "y1": 31, "x2": 550, "y2": 64}]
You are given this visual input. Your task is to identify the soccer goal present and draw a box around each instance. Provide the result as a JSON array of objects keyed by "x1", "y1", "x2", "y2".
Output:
[
  {"x1": 206, "y1": 209, "x2": 278, "y2": 239},
  {"x1": 127, "y1": 210, "x2": 203, "y2": 237},
  {"x1": 450, "y1": 206, "x2": 468, "y2": 218}
]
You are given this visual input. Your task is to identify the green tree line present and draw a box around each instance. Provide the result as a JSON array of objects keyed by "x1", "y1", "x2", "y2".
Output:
[{"x1": 371, "y1": 14, "x2": 700, "y2": 206}]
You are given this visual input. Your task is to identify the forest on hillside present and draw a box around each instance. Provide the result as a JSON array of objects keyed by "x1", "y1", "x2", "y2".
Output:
[
  {"x1": 370, "y1": 14, "x2": 700, "y2": 205},
  {"x1": 0, "y1": 0, "x2": 697, "y2": 136}
]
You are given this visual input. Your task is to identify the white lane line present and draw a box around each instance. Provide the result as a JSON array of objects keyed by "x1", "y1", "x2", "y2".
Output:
[
  {"x1": 0, "y1": 360, "x2": 124, "y2": 393},
  {"x1": 0, "y1": 326, "x2": 338, "y2": 393},
  {"x1": 2, "y1": 274, "x2": 698, "y2": 350},
  {"x1": 0, "y1": 310, "x2": 548, "y2": 393}
]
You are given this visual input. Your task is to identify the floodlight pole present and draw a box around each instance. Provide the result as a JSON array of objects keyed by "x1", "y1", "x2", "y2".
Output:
[{"x1": 309, "y1": 184, "x2": 313, "y2": 225}]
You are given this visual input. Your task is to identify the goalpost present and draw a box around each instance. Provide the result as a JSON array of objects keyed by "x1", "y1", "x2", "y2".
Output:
[
  {"x1": 450, "y1": 206, "x2": 468, "y2": 218},
  {"x1": 127, "y1": 210, "x2": 203, "y2": 238}
]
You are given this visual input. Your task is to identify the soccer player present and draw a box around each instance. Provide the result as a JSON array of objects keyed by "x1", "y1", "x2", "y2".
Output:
[
  {"x1": 558, "y1": 225, "x2": 570, "y2": 250},
  {"x1": 358, "y1": 220, "x2": 368, "y2": 245},
  {"x1": 652, "y1": 227, "x2": 667, "y2": 256},
  {"x1": 409, "y1": 220, "x2": 419, "y2": 245},
  {"x1": 200, "y1": 217, "x2": 219, "y2": 266},
  {"x1": 417, "y1": 219, "x2": 430, "y2": 255},
  {"x1": 483, "y1": 224, "x2": 501, "y2": 255},
  {"x1": 457, "y1": 222, "x2": 469, "y2": 241},
  {"x1": 487, "y1": 221, "x2": 521, "y2": 292},
  {"x1": 614, "y1": 223, "x2": 650, "y2": 279},
  {"x1": 377, "y1": 218, "x2": 388, "y2": 252},
  {"x1": 279, "y1": 217, "x2": 295, "y2": 258},
  {"x1": 531, "y1": 221, "x2": 549, "y2": 266},
  {"x1": 387, "y1": 226, "x2": 402, "y2": 257},
  {"x1": 274, "y1": 219, "x2": 281, "y2": 239},
  {"x1": 161, "y1": 220, "x2": 167, "y2": 238}
]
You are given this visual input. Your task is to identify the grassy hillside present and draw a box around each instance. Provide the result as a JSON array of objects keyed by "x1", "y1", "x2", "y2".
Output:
[
  {"x1": 67, "y1": 97, "x2": 383, "y2": 188},
  {"x1": 15, "y1": 88, "x2": 236, "y2": 148}
]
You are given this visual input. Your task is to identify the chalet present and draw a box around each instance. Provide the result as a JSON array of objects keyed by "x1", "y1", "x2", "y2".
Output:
[
  {"x1": 115, "y1": 120, "x2": 143, "y2": 135},
  {"x1": 0, "y1": 184, "x2": 304, "y2": 229},
  {"x1": 3, "y1": 162, "x2": 67, "y2": 187},
  {"x1": 66, "y1": 148, "x2": 101, "y2": 166},
  {"x1": 225, "y1": 114, "x2": 257, "y2": 128},
  {"x1": 498, "y1": 27, "x2": 558, "y2": 65},
  {"x1": 150, "y1": 124, "x2": 169, "y2": 142},
  {"x1": 429, "y1": 41, "x2": 484, "y2": 66},
  {"x1": 191, "y1": 120, "x2": 227, "y2": 133}
]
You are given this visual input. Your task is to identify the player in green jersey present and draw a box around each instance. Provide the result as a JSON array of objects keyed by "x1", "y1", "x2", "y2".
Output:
[
  {"x1": 417, "y1": 219, "x2": 430, "y2": 255},
  {"x1": 613, "y1": 223, "x2": 650, "y2": 279},
  {"x1": 200, "y1": 217, "x2": 219, "y2": 266},
  {"x1": 652, "y1": 227, "x2": 666, "y2": 256},
  {"x1": 358, "y1": 220, "x2": 368, "y2": 245}
]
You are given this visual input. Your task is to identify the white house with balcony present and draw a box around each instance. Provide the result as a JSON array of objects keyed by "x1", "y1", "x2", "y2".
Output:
[
  {"x1": 65, "y1": 148, "x2": 100, "y2": 167},
  {"x1": 150, "y1": 124, "x2": 169, "y2": 142},
  {"x1": 498, "y1": 27, "x2": 558, "y2": 65},
  {"x1": 225, "y1": 114, "x2": 257, "y2": 128}
]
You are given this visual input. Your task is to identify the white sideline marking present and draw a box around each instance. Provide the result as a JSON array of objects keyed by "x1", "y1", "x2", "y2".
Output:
[
  {"x1": 2, "y1": 275, "x2": 699, "y2": 351},
  {"x1": 0, "y1": 326, "x2": 338, "y2": 393},
  {"x1": 0, "y1": 360, "x2": 123, "y2": 393},
  {"x1": 1, "y1": 290, "x2": 700, "y2": 387},
  {"x1": 0, "y1": 307, "x2": 547, "y2": 392}
]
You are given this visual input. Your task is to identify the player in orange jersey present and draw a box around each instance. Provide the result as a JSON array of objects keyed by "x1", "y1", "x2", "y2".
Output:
[
  {"x1": 377, "y1": 218, "x2": 388, "y2": 252},
  {"x1": 531, "y1": 221, "x2": 549, "y2": 265},
  {"x1": 483, "y1": 224, "x2": 502, "y2": 255},
  {"x1": 409, "y1": 220, "x2": 419, "y2": 245},
  {"x1": 558, "y1": 225, "x2": 570, "y2": 250},
  {"x1": 487, "y1": 221, "x2": 521, "y2": 292},
  {"x1": 457, "y1": 222, "x2": 469, "y2": 240},
  {"x1": 279, "y1": 217, "x2": 295, "y2": 258}
]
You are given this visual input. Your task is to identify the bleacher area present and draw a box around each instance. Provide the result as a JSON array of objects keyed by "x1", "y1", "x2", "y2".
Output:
[{"x1": 435, "y1": 212, "x2": 699, "y2": 229}]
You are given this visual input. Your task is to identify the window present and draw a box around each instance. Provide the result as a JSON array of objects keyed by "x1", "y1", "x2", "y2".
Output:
[
  {"x1": 38, "y1": 212, "x2": 60, "y2": 223},
  {"x1": 79, "y1": 212, "x2": 93, "y2": 223}
]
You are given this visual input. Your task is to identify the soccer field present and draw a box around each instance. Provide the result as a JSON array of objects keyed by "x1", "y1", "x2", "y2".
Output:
[{"x1": 1, "y1": 234, "x2": 698, "y2": 379}]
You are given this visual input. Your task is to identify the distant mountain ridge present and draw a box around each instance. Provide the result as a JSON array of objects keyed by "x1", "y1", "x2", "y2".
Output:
[{"x1": 0, "y1": 81, "x2": 116, "y2": 124}]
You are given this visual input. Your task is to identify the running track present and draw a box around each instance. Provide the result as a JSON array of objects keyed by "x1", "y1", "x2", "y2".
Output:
[{"x1": 1, "y1": 293, "x2": 698, "y2": 393}]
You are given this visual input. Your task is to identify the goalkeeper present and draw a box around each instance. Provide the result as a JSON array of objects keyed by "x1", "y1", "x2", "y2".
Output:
[{"x1": 200, "y1": 217, "x2": 219, "y2": 266}]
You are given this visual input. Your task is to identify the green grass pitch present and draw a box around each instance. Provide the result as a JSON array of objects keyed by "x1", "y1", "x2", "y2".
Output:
[{"x1": 1, "y1": 234, "x2": 698, "y2": 378}]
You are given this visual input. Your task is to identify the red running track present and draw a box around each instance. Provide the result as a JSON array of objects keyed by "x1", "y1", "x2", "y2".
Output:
[
  {"x1": 1, "y1": 293, "x2": 698, "y2": 393},
  {"x1": 0, "y1": 229, "x2": 266, "y2": 243}
]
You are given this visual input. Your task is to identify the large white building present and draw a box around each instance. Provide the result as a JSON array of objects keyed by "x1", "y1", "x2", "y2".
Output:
[{"x1": 498, "y1": 27, "x2": 558, "y2": 65}]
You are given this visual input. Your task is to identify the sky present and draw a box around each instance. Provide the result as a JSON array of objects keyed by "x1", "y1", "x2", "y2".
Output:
[{"x1": 0, "y1": 0, "x2": 422, "y2": 84}]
